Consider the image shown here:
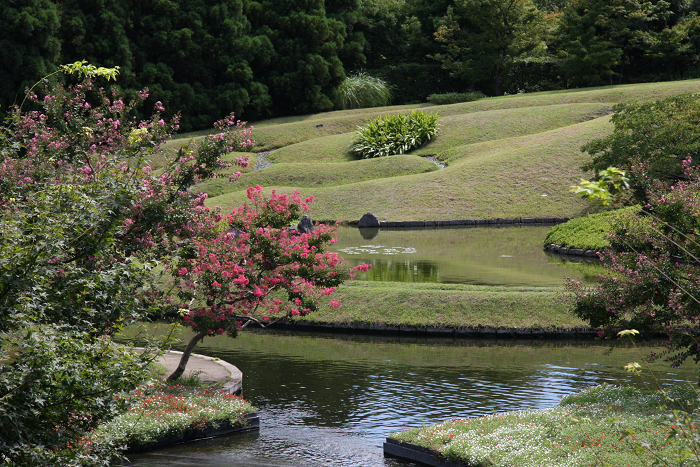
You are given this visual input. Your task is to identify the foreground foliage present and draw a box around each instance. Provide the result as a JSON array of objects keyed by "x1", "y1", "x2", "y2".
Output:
[
  {"x1": 581, "y1": 93, "x2": 700, "y2": 203},
  {"x1": 0, "y1": 62, "x2": 357, "y2": 465},
  {"x1": 351, "y1": 110, "x2": 439, "y2": 159},
  {"x1": 391, "y1": 384, "x2": 700, "y2": 467}
]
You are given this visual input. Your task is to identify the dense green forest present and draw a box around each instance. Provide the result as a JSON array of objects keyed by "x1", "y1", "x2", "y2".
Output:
[{"x1": 3, "y1": 0, "x2": 700, "y2": 130}]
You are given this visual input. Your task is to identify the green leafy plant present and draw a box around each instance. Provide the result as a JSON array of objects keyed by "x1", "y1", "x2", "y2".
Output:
[
  {"x1": 571, "y1": 166, "x2": 630, "y2": 207},
  {"x1": 351, "y1": 110, "x2": 439, "y2": 159},
  {"x1": 334, "y1": 72, "x2": 391, "y2": 110},
  {"x1": 426, "y1": 91, "x2": 485, "y2": 105}
]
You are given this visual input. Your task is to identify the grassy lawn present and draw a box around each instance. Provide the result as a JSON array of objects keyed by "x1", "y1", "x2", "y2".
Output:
[
  {"x1": 194, "y1": 80, "x2": 700, "y2": 223},
  {"x1": 299, "y1": 282, "x2": 586, "y2": 330},
  {"x1": 391, "y1": 384, "x2": 700, "y2": 467}
]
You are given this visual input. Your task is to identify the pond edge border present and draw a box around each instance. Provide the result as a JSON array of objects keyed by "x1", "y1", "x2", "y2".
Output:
[
  {"x1": 545, "y1": 243, "x2": 599, "y2": 258},
  {"x1": 374, "y1": 217, "x2": 569, "y2": 228},
  {"x1": 383, "y1": 438, "x2": 467, "y2": 467},
  {"x1": 271, "y1": 320, "x2": 600, "y2": 339},
  {"x1": 125, "y1": 412, "x2": 260, "y2": 453}
]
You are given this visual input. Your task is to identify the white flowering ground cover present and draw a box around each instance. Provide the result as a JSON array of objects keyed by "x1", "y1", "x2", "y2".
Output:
[
  {"x1": 391, "y1": 384, "x2": 700, "y2": 467},
  {"x1": 96, "y1": 383, "x2": 257, "y2": 450}
]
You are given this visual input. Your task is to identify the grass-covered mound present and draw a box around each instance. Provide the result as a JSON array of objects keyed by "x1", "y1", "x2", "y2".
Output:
[
  {"x1": 544, "y1": 206, "x2": 641, "y2": 251},
  {"x1": 193, "y1": 79, "x2": 700, "y2": 223},
  {"x1": 297, "y1": 282, "x2": 587, "y2": 330},
  {"x1": 390, "y1": 384, "x2": 700, "y2": 467}
]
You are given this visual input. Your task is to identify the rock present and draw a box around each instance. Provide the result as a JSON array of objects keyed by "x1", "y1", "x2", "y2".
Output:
[
  {"x1": 297, "y1": 215, "x2": 314, "y2": 234},
  {"x1": 358, "y1": 213, "x2": 380, "y2": 228}
]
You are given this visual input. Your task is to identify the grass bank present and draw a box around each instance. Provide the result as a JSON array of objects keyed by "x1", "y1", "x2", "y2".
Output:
[
  {"x1": 297, "y1": 282, "x2": 587, "y2": 331},
  {"x1": 196, "y1": 79, "x2": 700, "y2": 223},
  {"x1": 390, "y1": 384, "x2": 700, "y2": 467}
]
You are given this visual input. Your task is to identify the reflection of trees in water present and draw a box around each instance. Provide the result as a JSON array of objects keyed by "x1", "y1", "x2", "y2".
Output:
[
  {"x1": 544, "y1": 252, "x2": 609, "y2": 283},
  {"x1": 363, "y1": 259, "x2": 440, "y2": 282}
]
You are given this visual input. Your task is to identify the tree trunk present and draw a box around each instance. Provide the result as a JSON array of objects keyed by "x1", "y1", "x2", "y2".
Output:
[{"x1": 167, "y1": 331, "x2": 205, "y2": 381}]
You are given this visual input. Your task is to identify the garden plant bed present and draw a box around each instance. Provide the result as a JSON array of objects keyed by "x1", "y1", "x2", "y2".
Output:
[
  {"x1": 125, "y1": 412, "x2": 260, "y2": 453},
  {"x1": 386, "y1": 384, "x2": 700, "y2": 467},
  {"x1": 97, "y1": 383, "x2": 258, "y2": 454}
]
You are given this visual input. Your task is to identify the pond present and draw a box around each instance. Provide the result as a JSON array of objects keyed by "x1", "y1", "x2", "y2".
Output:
[
  {"x1": 332, "y1": 225, "x2": 602, "y2": 287},
  {"x1": 119, "y1": 328, "x2": 697, "y2": 467}
]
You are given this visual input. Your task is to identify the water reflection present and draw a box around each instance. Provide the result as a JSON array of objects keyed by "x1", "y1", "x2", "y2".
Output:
[
  {"x1": 333, "y1": 225, "x2": 601, "y2": 286},
  {"x1": 120, "y1": 328, "x2": 697, "y2": 467}
]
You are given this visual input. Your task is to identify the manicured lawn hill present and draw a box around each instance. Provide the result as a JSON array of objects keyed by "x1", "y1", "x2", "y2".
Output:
[{"x1": 170, "y1": 79, "x2": 700, "y2": 223}]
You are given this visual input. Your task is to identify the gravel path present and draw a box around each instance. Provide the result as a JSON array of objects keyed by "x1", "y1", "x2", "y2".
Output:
[{"x1": 254, "y1": 150, "x2": 274, "y2": 171}]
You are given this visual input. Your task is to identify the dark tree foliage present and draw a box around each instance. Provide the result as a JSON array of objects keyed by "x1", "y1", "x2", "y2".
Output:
[
  {"x1": 0, "y1": 0, "x2": 61, "y2": 108},
  {"x1": 433, "y1": 0, "x2": 547, "y2": 96},
  {"x1": 58, "y1": 0, "x2": 271, "y2": 131},
  {"x1": 556, "y1": 0, "x2": 670, "y2": 86},
  {"x1": 245, "y1": 0, "x2": 346, "y2": 116}
]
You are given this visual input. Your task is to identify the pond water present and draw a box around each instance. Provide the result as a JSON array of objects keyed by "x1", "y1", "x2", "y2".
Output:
[
  {"x1": 332, "y1": 225, "x2": 602, "y2": 287},
  {"x1": 119, "y1": 328, "x2": 698, "y2": 467}
]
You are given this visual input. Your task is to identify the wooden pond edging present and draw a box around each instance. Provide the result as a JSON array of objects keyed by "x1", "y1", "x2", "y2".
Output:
[
  {"x1": 383, "y1": 438, "x2": 468, "y2": 467},
  {"x1": 125, "y1": 412, "x2": 260, "y2": 453}
]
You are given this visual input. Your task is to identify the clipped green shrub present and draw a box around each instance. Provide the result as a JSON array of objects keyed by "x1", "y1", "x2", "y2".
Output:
[
  {"x1": 427, "y1": 91, "x2": 485, "y2": 105},
  {"x1": 334, "y1": 72, "x2": 391, "y2": 110},
  {"x1": 543, "y1": 206, "x2": 641, "y2": 250},
  {"x1": 351, "y1": 110, "x2": 439, "y2": 159}
]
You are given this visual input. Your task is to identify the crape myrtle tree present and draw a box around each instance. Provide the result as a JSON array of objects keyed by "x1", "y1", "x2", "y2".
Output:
[
  {"x1": 568, "y1": 94, "x2": 700, "y2": 376},
  {"x1": 0, "y1": 62, "x2": 363, "y2": 465},
  {"x1": 568, "y1": 162, "x2": 700, "y2": 374}
]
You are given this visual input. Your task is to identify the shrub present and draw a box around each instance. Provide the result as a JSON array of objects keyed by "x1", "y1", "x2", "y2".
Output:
[
  {"x1": 334, "y1": 72, "x2": 391, "y2": 110},
  {"x1": 351, "y1": 110, "x2": 439, "y2": 159},
  {"x1": 543, "y1": 206, "x2": 641, "y2": 251},
  {"x1": 426, "y1": 91, "x2": 485, "y2": 105}
]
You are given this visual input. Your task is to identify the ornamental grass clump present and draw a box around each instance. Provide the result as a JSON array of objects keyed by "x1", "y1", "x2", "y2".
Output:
[
  {"x1": 96, "y1": 383, "x2": 256, "y2": 450},
  {"x1": 334, "y1": 72, "x2": 391, "y2": 110},
  {"x1": 351, "y1": 110, "x2": 439, "y2": 159}
]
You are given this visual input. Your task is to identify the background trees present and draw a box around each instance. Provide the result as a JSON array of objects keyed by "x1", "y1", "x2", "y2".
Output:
[
  {"x1": 433, "y1": 0, "x2": 548, "y2": 95},
  {"x1": 3, "y1": 0, "x2": 700, "y2": 129}
]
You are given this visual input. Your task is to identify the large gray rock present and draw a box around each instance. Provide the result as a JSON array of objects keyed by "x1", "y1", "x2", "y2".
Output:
[
  {"x1": 297, "y1": 215, "x2": 314, "y2": 234},
  {"x1": 358, "y1": 212, "x2": 380, "y2": 228}
]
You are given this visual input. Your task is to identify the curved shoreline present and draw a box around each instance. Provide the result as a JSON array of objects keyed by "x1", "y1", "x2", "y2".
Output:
[{"x1": 272, "y1": 319, "x2": 601, "y2": 339}]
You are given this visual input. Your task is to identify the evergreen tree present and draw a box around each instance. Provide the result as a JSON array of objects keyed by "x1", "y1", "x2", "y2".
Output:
[{"x1": 0, "y1": 0, "x2": 61, "y2": 108}]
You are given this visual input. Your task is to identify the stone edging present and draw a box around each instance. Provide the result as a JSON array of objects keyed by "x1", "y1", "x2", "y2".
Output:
[
  {"x1": 377, "y1": 217, "x2": 569, "y2": 228},
  {"x1": 126, "y1": 412, "x2": 260, "y2": 453},
  {"x1": 168, "y1": 350, "x2": 243, "y2": 395},
  {"x1": 545, "y1": 243, "x2": 599, "y2": 258},
  {"x1": 383, "y1": 438, "x2": 466, "y2": 467},
  {"x1": 272, "y1": 320, "x2": 599, "y2": 339}
]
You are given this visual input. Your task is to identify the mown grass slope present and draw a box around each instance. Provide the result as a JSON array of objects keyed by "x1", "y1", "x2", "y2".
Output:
[{"x1": 190, "y1": 79, "x2": 700, "y2": 222}]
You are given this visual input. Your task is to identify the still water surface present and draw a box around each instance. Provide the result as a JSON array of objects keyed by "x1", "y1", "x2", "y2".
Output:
[
  {"x1": 121, "y1": 330, "x2": 697, "y2": 467},
  {"x1": 333, "y1": 225, "x2": 601, "y2": 286}
]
